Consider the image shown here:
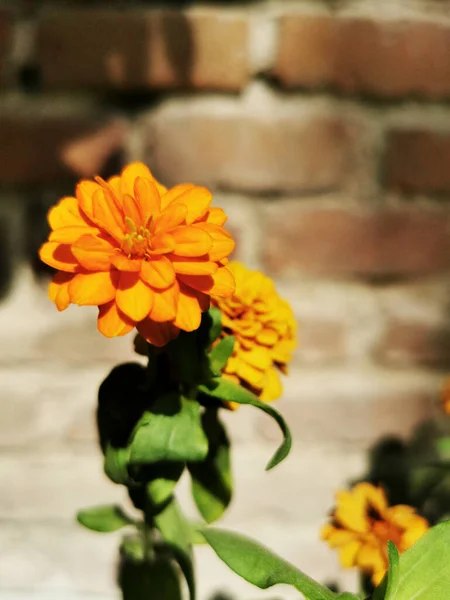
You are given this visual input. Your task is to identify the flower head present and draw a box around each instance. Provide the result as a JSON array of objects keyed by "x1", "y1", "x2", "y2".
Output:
[
  {"x1": 212, "y1": 262, "x2": 296, "y2": 402},
  {"x1": 321, "y1": 483, "x2": 429, "y2": 585},
  {"x1": 39, "y1": 162, "x2": 235, "y2": 346}
]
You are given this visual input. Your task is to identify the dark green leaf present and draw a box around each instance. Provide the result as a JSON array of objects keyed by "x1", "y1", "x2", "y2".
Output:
[
  {"x1": 129, "y1": 394, "x2": 208, "y2": 465},
  {"x1": 189, "y1": 410, "x2": 232, "y2": 523},
  {"x1": 199, "y1": 378, "x2": 292, "y2": 470},
  {"x1": 104, "y1": 444, "x2": 130, "y2": 485},
  {"x1": 155, "y1": 498, "x2": 196, "y2": 600},
  {"x1": 207, "y1": 307, "x2": 222, "y2": 344},
  {"x1": 146, "y1": 462, "x2": 185, "y2": 508},
  {"x1": 209, "y1": 336, "x2": 235, "y2": 374},
  {"x1": 119, "y1": 553, "x2": 182, "y2": 600},
  {"x1": 202, "y1": 528, "x2": 335, "y2": 600},
  {"x1": 77, "y1": 504, "x2": 135, "y2": 533},
  {"x1": 383, "y1": 522, "x2": 450, "y2": 600}
]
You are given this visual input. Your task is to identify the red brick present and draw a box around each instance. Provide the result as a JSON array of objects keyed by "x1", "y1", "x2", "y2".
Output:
[
  {"x1": 386, "y1": 130, "x2": 450, "y2": 193},
  {"x1": 37, "y1": 9, "x2": 249, "y2": 91},
  {"x1": 147, "y1": 111, "x2": 357, "y2": 193},
  {"x1": 376, "y1": 322, "x2": 450, "y2": 368},
  {"x1": 0, "y1": 109, "x2": 120, "y2": 185},
  {"x1": 263, "y1": 203, "x2": 450, "y2": 278},
  {"x1": 274, "y1": 15, "x2": 450, "y2": 98}
]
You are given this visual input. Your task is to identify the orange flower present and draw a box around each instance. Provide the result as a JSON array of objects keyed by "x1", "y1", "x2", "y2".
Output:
[
  {"x1": 39, "y1": 162, "x2": 235, "y2": 347},
  {"x1": 213, "y1": 262, "x2": 296, "y2": 402},
  {"x1": 321, "y1": 483, "x2": 429, "y2": 585}
]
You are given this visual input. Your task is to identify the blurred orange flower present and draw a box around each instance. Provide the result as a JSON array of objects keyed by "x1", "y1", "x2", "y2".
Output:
[
  {"x1": 442, "y1": 378, "x2": 450, "y2": 414},
  {"x1": 321, "y1": 483, "x2": 429, "y2": 585},
  {"x1": 213, "y1": 262, "x2": 296, "y2": 402},
  {"x1": 39, "y1": 162, "x2": 235, "y2": 346}
]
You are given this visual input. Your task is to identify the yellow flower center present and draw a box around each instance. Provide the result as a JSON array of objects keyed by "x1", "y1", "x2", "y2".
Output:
[{"x1": 122, "y1": 217, "x2": 153, "y2": 258}]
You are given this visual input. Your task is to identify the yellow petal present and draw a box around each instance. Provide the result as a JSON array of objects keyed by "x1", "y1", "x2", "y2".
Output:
[
  {"x1": 206, "y1": 207, "x2": 227, "y2": 226},
  {"x1": 154, "y1": 202, "x2": 187, "y2": 233},
  {"x1": 122, "y1": 193, "x2": 143, "y2": 227},
  {"x1": 110, "y1": 255, "x2": 142, "y2": 272},
  {"x1": 134, "y1": 176, "x2": 161, "y2": 221},
  {"x1": 48, "y1": 272, "x2": 74, "y2": 311},
  {"x1": 68, "y1": 271, "x2": 119, "y2": 305},
  {"x1": 39, "y1": 242, "x2": 79, "y2": 273},
  {"x1": 72, "y1": 235, "x2": 116, "y2": 271},
  {"x1": 49, "y1": 225, "x2": 100, "y2": 244},
  {"x1": 171, "y1": 256, "x2": 218, "y2": 275},
  {"x1": 151, "y1": 232, "x2": 175, "y2": 254},
  {"x1": 141, "y1": 256, "x2": 176, "y2": 289},
  {"x1": 98, "y1": 301, "x2": 134, "y2": 337},
  {"x1": 116, "y1": 272, "x2": 153, "y2": 321},
  {"x1": 120, "y1": 162, "x2": 154, "y2": 197},
  {"x1": 235, "y1": 360, "x2": 264, "y2": 388},
  {"x1": 241, "y1": 346, "x2": 272, "y2": 370},
  {"x1": 178, "y1": 267, "x2": 235, "y2": 298},
  {"x1": 91, "y1": 188, "x2": 124, "y2": 241},
  {"x1": 194, "y1": 223, "x2": 234, "y2": 261},
  {"x1": 259, "y1": 367, "x2": 283, "y2": 402},
  {"x1": 165, "y1": 185, "x2": 212, "y2": 225},
  {"x1": 171, "y1": 225, "x2": 212, "y2": 257},
  {"x1": 160, "y1": 184, "x2": 194, "y2": 210},
  {"x1": 256, "y1": 328, "x2": 279, "y2": 346},
  {"x1": 137, "y1": 318, "x2": 179, "y2": 347},
  {"x1": 48, "y1": 196, "x2": 91, "y2": 229},
  {"x1": 173, "y1": 284, "x2": 205, "y2": 331},
  {"x1": 149, "y1": 282, "x2": 179, "y2": 322},
  {"x1": 76, "y1": 180, "x2": 101, "y2": 218},
  {"x1": 338, "y1": 540, "x2": 362, "y2": 568}
]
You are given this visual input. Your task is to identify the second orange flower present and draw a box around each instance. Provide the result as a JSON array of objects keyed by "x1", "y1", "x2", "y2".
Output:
[{"x1": 39, "y1": 162, "x2": 236, "y2": 346}]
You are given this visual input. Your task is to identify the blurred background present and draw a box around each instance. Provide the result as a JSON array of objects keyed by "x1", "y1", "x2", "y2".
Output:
[{"x1": 0, "y1": 0, "x2": 449, "y2": 598}]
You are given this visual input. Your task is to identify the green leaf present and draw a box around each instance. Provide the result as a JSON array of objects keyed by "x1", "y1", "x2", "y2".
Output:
[
  {"x1": 209, "y1": 336, "x2": 235, "y2": 374},
  {"x1": 104, "y1": 444, "x2": 130, "y2": 485},
  {"x1": 336, "y1": 595, "x2": 360, "y2": 599},
  {"x1": 129, "y1": 394, "x2": 208, "y2": 465},
  {"x1": 119, "y1": 554, "x2": 182, "y2": 600},
  {"x1": 155, "y1": 498, "x2": 196, "y2": 600},
  {"x1": 202, "y1": 528, "x2": 335, "y2": 600},
  {"x1": 188, "y1": 410, "x2": 232, "y2": 523},
  {"x1": 146, "y1": 462, "x2": 185, "y2": 508},
  {"x1": 77, "y1": 504, "x2": 135, "y2": 533},
  {"x1": 382, "y1": 522, "x2": 450, "y2": 600},
  {"x1": 199, "y1": 377, "x2": 292, "y2": 470},
  {"x1": 373, "y1": 542, "x2": 400, "y2": 600},
  {"x1": 207, "y1": 306, "x2": 222, "y2": 344}
]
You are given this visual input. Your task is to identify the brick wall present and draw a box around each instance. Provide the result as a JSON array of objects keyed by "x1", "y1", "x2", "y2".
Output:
[{"x1": 0, "y1": 1, "x2": 449, "y2": 598}]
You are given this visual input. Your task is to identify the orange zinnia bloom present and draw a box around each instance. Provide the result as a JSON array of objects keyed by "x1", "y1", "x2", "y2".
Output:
[
  {"x1": 321, "y1": 483, "x2": 429, "y2": 585},
  {"x1": 39, "y1": 162, "x2": 235, "y2": 347}
]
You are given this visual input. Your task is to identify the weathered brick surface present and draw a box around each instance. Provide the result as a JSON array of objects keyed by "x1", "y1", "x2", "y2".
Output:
[
  {"x1": 263, "y1": 201, "x2": 450, "y2": 279},
  {"x1": 274, "y1": 15, "x2": 450, "y2": 98},
  {"x1": 38, "y1": 9, "x2": 249, "y2": 90},
  {"x1": 386, "y1": 130, "x2": 450, "y2": 193},
  {"x1": 146, "y1": 108, "x2": 358, "y2": 193},
  {"x1": 0, "y1": 108, "x2": 122, "y2": 185}
]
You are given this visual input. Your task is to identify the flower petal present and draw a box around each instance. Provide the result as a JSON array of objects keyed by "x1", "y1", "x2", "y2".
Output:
[
  {"x1": 120, "y1": 162, "x2": 165, "y2": 197},
  {"x1": 72, "y1": 235, "x2": 116, "y2": 271},
  {"x1": 206, "y1": 207, "x2": 227, "y2": 226},
  {"x1": 160, "y1": 184, "x2": 194, "y2": 210},
  {"x1": 122, "y1": 193, "x2": 143, "y2": 227},
  {"x1": 76, "y1": 180, "x2": 101, "y2": 218},
  {"x1": 170, "y1": 256, "x2": 218, "y2": 275},
  {"x1": 141, "y1": 256, "x2": 175, "y2": 289},
  {"x1": 171, "y1": 226, "x2": 212, "y2": 257},
  {"x1": 48, "y1": 196, "x2": 92, "y2": 229},
  {"x1": 149, "y1": 282, "x2": 179, "y2": 322},
  {"x1": 48, "y1": 272, "x2": 74, "y2": 311},
  {"x1": 39, "y1": 242, "x2": 79, "y2": 273},
  {"x1": 154, "y1": 203, "x2": 187, "y2": 233},
  {"x1": 134, "y1": 176, "x2": 161, "y2": 222},
  {"x1": 151, "y1": 232, "x2": 175, "y2": 254},
  {"x1": 49, "y1": 226, "x2": 100, "y2": 244},
  {"x1": 137, "y1": 318, "x2": 179, "y2": 347},
  {"x1": 110, "y1": 255, "x2": 142, "y2": 272},
  {"x1": 194, "y1": 223, "x2": 234, "y2": 261},
  {"x1": 69, "y1": 271, "x2": 119, "y2": 305},
  {"x1": 98, "y1": 301, "x2": 134, "y2": 337},
  {"x1": 174, "y1": 283, "x2": 208, "y2": 331},
  {"x1": 164, "y1": 185, "x2": 212, "y2": 225},
  {"x1": 91, "y1": 188, "x2": 124, "y2": 241},
  {"x1": 178, "y1": 267, "x2": 235, "y2": 298},
  {"x1": 116, "y1": 272, "x2": 154, "y2": 321},
  {"x1": 259, "y1": 367, "x2": 283, "y2": 402}
]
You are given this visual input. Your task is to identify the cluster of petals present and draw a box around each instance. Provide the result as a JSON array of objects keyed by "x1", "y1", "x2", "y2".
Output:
[
  {"x1": 213, "y1": 262, "x2": 296, "y2": 402},
  {"x1": 39, "y1": 162, "x2": 235, "y2": 347},
  {"x1": 321, "y1": 483, "x2": 429, "y2": 585}
]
